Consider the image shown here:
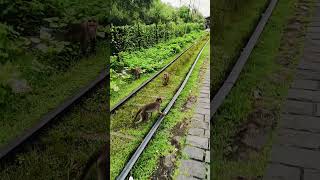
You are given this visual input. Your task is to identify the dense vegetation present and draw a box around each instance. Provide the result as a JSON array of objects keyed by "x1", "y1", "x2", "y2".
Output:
[
  {"x1": 109, "y1": 0, "x2": 206, "y2": 106},
  {"x1": 111, "y1": 22, "x2": 203, "y2": 53},
  {"x1": 110, "y1": 31, "x2": 205, "y2": 106}
]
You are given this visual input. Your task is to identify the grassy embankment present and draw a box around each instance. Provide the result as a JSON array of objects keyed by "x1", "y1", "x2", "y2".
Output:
[
  {"x1": 212, "y1": 0, "x2": 314, "y2": 179},
  {"x1": 110, "y1": 34, "x2": 209, "y2": 179},
  {"x1": 110, "y1": 31, "x2": 205, "y2": 107},
  {"x1": 0, "y1": 44, "x2": 107, "y2": 147}
]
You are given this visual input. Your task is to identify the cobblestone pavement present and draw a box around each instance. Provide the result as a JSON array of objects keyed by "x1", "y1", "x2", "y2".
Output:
[
  {"x1": 176, "y1": 65, "x2": 210, "y2": 180},
  {"x1": 264, "y1": 2, "x2": 320, "y2": 180}
]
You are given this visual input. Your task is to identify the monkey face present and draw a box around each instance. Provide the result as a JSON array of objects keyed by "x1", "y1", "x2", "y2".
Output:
[{"x1": 156, "y1": 97, "x2": 162, "y2": 103}]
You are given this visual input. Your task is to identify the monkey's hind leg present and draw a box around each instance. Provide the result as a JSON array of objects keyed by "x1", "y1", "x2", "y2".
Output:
[{"x1": 134, "y1": 113, "x2": 143, "y2": 124}]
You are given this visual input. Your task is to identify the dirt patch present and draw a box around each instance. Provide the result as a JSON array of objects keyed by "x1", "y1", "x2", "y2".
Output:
[
  {"x1": 151, "y1": 120, "x2": 189, "y2": 180},
  {"x1": 227, "y1": 108, "x2": 276, "y2": 161},
  {"x1": 181, "y1": 95, "x2": 197, "y2": 112}
]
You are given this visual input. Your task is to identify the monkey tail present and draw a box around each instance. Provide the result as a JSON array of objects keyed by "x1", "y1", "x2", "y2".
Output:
[{"x1": 133, "y1": 108, "x2": 142, "y2": 122}]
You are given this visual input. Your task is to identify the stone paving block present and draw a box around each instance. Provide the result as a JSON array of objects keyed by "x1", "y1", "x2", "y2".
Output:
[
  {"x1": 193, "y1": 113, "x2": 204, "y2": 121},
  {"x1": 283, "y1": 100, "x2": 314, "y2": 115},
  {"x1": 206, "y1": 165, "x2": 210, "y2": 180},
  {"x1": 198, "y1": 102, "x2": 210, "y2": 109},
  {"x1": 299, "y1": 61, "x2": 320, "y2": 72},
  {"x1": 198, "y1": 97, "x2": 210, "y2": 104},
  {"x1": 287, "y1": 89, "x2": 320, "y2": 102},
  {"x1": 277, "y1": 128, "x2": 320, "y2": 149},
  {"x1": 199, "y1": 93, "x2": 209, "y2": 98},
  {"x1": 316, "y1": 104, "x2": 320, "y2": 117},
  {"x1": 263, "y1": 163, "x2": 300, "y2": 180},
  {"x1": 270, "y1": 144, "x2": 320, "y2": 170},
  {"x1": 176, "y1": 175, "x2": 198, "y2": 180},
  {"x1": 291, "y1": 79, "x2": 319, "y2": 90},
  {"x1": 188, "y1": 128, "x2": 204, "y2": 136},
  {"x1": 295, "y1": 69, "x2": 320, "y2": 80},
  {"x1": 280, "y1": 114, "x2": 320, "y2": 133},
  {"x1": 186, "y1": 135, "x2": 209, "y2": 149},
  {"x1": 204, "y1": 130, "x2": 210, "y2": 138},
  {"x1": 205, "y1": 151, "x2": 210, "y2": 163},
  {"x1": 195, "y1": 107, "x2": 210, "y2": 115},
  {"x1": 179, "y1": 160, "x2": 206, "y2": 179},
  {"x1": 183, "y1": 146, "x2": 204, "y2": 161},
  {"x1": 191, "y1": 120, "x2": 209, "y2": 130},
  {"x1": 204, "y1": 114, "x2": 210, "y2": 122},
  {"x1": 304, "y1": 170, "x2": 320, "y2": 180}
]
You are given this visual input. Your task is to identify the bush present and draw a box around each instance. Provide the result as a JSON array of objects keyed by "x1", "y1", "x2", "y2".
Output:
[{"x1": 111, "y1": 22, "x2": 204, "y2": 53}]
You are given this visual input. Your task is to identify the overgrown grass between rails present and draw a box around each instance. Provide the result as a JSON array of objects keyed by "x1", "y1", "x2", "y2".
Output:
[
  {"x1": 110, "y1": 35, "x2": 209, "y2": 179},
  {"x1": 110, "y1": 31, "x2": 205, "y2": 107},
  {"x1": 211, "y1": 0, "x2": 268, "y2": 94},
  {"x1": 212, "y1": 0, "x2": 313, "y2": 179},
  {"x1": 0, "y1": 83, "x2": 107, "y2": 179},
  {"x1": 0, "y1": 45, "x2": 107, "y2": 147},
  {"x1": 130, "y1": 43, "x2": 209, "y2": 180}
]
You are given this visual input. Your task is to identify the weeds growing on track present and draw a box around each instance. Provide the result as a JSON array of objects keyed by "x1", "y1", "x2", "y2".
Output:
[
  {"x1": 212, "y1": 0, "x2": 314, "y2": 179},
  {"x1": 110, "y1": 34, "x2": 209, "y2": 179},
  {"x1": 0, "y1": 82, "x2": 108, "y2": 179},
  {"x1": 0, "y1": 44, "x2": 107, "y2": 148}
]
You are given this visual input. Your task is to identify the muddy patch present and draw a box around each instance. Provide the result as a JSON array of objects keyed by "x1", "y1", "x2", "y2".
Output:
[
  {"x1": 227, "y1": 108, "x2": 276, "y2": 161},
  {"x1": 181, "y1": 95, "x2": 197, "y2": 112},
  {"x1": 151, "y1": 119, "x2": 190, "y2": 179}
]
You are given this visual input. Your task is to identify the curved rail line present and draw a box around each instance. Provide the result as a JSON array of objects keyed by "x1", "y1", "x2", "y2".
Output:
[
  {"x1": 79, "y1": 34, "x2": 208, "y2": 178},
  {"x1": 116, "y1": 39, "x2": 209, "y2": 180},
  {"x1": 111, "y1": 38, "x2": 201, "y2": 113},
  {"x1": 0, "y1": 68, "x2": 109, "y2": 162},
  {"x1": 210, "y1": 0, "x2": 278, "y2": 120}
]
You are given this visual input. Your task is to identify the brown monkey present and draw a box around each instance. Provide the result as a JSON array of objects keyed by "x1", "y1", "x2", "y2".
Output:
[
  {"x1": 80, "y1": 145, "x2": 108, "y2": 180},
  {"x1": 163, "y1": 72, "x2": 170, "y2": 86},
  {"x1": 133, "y1": 97, "x2": 165, "y2": 124},
  {"x1": 65, "y1": 18, "x2": 98, "y2": 56},
  {"x1": 131, "y1": 67, "x2": 142, "y2": 79}
]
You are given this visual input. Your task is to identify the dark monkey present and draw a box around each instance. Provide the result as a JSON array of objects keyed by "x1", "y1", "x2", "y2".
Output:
[
  {"x1": 163, "y1": 72, "x2": 170, "y2": 86},
  {"x1": 65, "y1": 19, "x2": 98, "y2": 56},
  {"x1": 131, "y1": 67, "x2": 142, "y2": 79},
  {"x1": 133, "y1": 97, "x2": 165, "y2": 124}
]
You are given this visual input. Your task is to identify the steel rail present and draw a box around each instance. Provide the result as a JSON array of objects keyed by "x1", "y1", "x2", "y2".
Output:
[
  {"x1": 110, "y1": 38, "x2": 202, "y2": 113},
  {"x1": 116, "y1": 39, "x2": 209, "y2": 180},
  {"x1": 210, "y1": 0, "x2": 278, "y2": 119},
  {"x1": 0, "y1": 68, "x2": 109, "y2": 161}
]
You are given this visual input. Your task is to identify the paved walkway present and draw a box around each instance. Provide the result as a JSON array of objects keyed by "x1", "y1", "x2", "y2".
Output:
[
  {"x1": 176, "y1": 64, "x2": 210, "y2": 180},
  {"x1": 264, "y1": 2, "x2": 320, "y2": 180}
]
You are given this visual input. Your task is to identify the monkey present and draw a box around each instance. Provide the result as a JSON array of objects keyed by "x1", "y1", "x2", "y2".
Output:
[
  {"x1": 80, "y1": 145, "x2": 108, "y2": 180},
  {"x1": 131, "y1": 67, "x2": 142, "y2": 79},
  {"x1": 133, "y1": 97, "x2": 166, "y2": 124},
  {"x1": 64, "y1": 18, "x2": 98, "y2": 56},
  {"x1": 163, "y1": 72, "x2": 170, "y2": 86}
]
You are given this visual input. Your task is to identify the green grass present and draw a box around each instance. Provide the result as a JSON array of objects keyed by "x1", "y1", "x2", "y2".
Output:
[
  {"x1": 0, "y1": 45, "x2": 107, "y2": 147},
  {"x1": 0, "y1": 84, "x2": 107, "y2": 179},
  {"x1": 211, "y1": 0, "x2": 314, "y2": 179},
  {"x1": 110, "y1": 31, "x2": 205, "y2": 107},
  {"x1": 110, "y1": 34, "x2": 209, "y2": 179},
  {"x1": 131, "y1": 42, "x2": 210, "y2": 180},
  {"x1": 211, "y1": 0, "x2": 268, "y2": 94}
]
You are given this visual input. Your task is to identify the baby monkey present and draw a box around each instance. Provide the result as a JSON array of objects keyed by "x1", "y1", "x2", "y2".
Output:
[
  {"x1": 131, "y1": 67, "x2": 142, "y2": 79},
  {"x1": 163, "y1": 72, "x2": 170, "y2": 86},
  {"x1": 134, "y1": 97, "x2": 165, "y2": 124}
]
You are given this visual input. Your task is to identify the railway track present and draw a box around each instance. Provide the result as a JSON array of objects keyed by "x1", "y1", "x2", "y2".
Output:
[
  {"x1": 0, "y1": 69, "x2": 108, "y2": 178},
  {"x1": 110, "y1": 34, "x2": 209, "y2": 179},
  {"x1": 80, "y1": 34, "x2": 209, "y2": 178},
  {"x1": 210, "y1": 0, "x2": 278, "y2": 120},
  {"x1": 0, "y1": 32, "x2": 208, "y2": 179}
]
